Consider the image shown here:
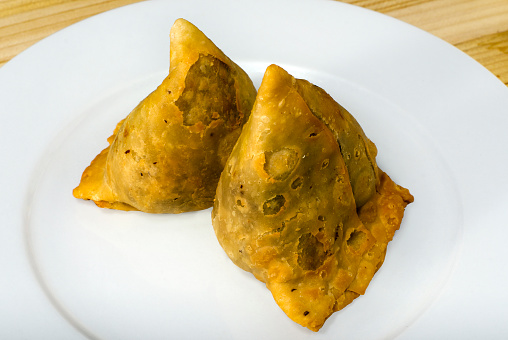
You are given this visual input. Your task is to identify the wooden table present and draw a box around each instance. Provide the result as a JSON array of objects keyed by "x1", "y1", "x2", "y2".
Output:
[{"x1": 1, "y1": 0, "x2": 507, "y2": 86}]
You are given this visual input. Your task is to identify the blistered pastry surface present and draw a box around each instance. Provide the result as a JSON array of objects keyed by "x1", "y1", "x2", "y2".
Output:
[
  {"x1": 73, "y1": 19, "x2": 256, "y2": 213},
  {"x1": 212, "y1": 65, "x2": 413, "y2": 331}
]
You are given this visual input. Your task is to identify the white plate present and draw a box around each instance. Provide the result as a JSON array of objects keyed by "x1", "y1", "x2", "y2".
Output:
[{"x1": 1, "y1": 0, "x2": 508, "y2": 339}]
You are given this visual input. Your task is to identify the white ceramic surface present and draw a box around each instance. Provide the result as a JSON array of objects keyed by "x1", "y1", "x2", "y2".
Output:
[{"x1": 1, "y1": 0, "x2": 507, "y2": 339}]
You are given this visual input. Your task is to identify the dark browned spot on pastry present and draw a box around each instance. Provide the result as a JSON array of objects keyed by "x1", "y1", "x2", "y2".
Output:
[
  {"x1": 273, "y1": 221, "x2": 286, "y2": 234},
  {"x1": 264, "y1": 148, "x2": 299, "y2": 180},
  {"x1": 308, "y1": 131, "x2": 319, "y2": 138},
  {"x1": 236, "y1": 199, "x2": 245, "y2": 208},
  {"x1": 303, "y1": 311, "x2": 310, "y2": 316},
  {"x1": 334, "y1": 223, "x2": 343, "y2": 242},
  {"x1": 321, "y1": 159, "x2": 329, "y2": 169},
  {"x1": 263, "y1": 194, "x2": 286, "y2": 215},
  {"x1": 354, "y1": 147, "x2": 361, "y2": 159},
  {"x1": 346, "y1": 229, "x2": 367, "y2": 251},
  {"x1": 297, "y1": 233, "x2": 326, "y2": 271},
  {"x1": 291, "y1": 288, "x2": 297, "y2": 292},
  {"x1": 176, "y1": 54, "x2": 238, "y2": 127},
  {"x1": 318, "y1": 215, "x2": 326, "y2": 222},
  {"x1": 124, "y1": 150, "x2": 130, "y2": 154},
  {"x1": 303, "y1": 125, "x2": 322, "y2": 139},
  {"x1": 291, "y1": 176, "x2": 303, "y2": 190}
]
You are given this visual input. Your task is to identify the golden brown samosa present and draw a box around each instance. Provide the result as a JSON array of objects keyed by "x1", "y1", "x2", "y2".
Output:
[
  {"x1": 212, "y1": 65, "x2": 413, "y2": 331},
  {"x1": 73, "y1": 19, "x2": 256, "y2": 213},
  {"x1": 295, "y1": 79, "x2": 379, "y2": 208},
  {"x1": 332, "y1": 170, "x2": 414, "y2": 312}
]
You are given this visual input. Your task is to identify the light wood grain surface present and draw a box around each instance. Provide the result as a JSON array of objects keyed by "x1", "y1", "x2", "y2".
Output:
[{"x1": 1, "y1": 0, "x2": 507, "y2": 86}]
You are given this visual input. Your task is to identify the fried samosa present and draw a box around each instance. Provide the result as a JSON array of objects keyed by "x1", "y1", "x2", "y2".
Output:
[
  {"x1": 73, "y1": 19, "x2": 256, "y2": 213},
  {"x1": 212, "y1": 64, "x2": 413, "y2": 331},
  {"x1": 294, "y1": 79, "x2": 379, "y2": 208}
]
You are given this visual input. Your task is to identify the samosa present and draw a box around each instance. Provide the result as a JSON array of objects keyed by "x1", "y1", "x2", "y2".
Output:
[
  {"x1": 73, "y1": 19, "x2": 256, "y2": 213},
  {"x1": 212, "y1": 65, "x2": 413, "y2": 331}
]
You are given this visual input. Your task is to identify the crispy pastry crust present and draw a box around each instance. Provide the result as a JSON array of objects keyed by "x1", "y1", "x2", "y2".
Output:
[
  {"x1": 73, "y1": 19, "x2": 256, "y2": 213},
  {"x1": 212, "y1": 65, "x2": 413, "y2": 331}
]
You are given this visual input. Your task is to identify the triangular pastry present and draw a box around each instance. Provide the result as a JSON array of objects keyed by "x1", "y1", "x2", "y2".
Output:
[
  {"x1": 294, "y1": 79, "x2": 379, "y2": 208},
  {"x1": 332, "y1": 169, "x2": 414, "y2": 312},
  {"x1": 212, "y1": 65, "x2": 413, "y2": 331},
  {"x1": 73, "y1": 19, "x2": 256, "y2": 213}
]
